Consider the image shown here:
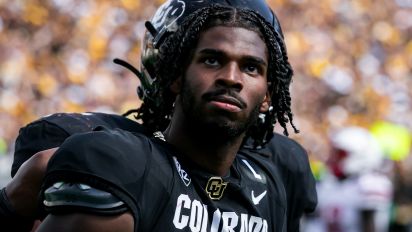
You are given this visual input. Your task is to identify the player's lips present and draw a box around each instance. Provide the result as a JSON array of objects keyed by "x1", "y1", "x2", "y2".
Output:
[
  {"x1": 203, "y1": 90, "x2": 246, "y2": 112},
  {"x1": 210, "y1": 95, "x2": 243, "y2": 109}
]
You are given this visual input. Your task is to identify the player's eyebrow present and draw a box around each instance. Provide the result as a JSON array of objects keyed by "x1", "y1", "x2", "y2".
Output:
[
  {"x1": 196, "y1": 48, "x2": 225, "y2": 58},
  {"x1": 243, "y1": 56, "x2": 267, "y2": 68},
  {"x1": 197, "y1": 48, "x2": 267, "y2": 67}
]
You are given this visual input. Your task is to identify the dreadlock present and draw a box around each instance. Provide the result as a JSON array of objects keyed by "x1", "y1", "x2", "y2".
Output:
[{"x1": 125, "y1": 5, "x2": 298, "y2": 147}]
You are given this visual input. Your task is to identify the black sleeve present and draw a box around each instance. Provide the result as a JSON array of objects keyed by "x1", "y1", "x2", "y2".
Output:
[
  {"x1": 12, "y1": 112, "x2": 147, "y2": 178},
  {"x1": 265, "y1": 133, "x2": 318, "y2": 232},
  {"x1": 41, "y1": 128, "x2": 154, "y2": 230},
  {"x1": 12, "y1": 120, "x2": 69, "y2": 177}
]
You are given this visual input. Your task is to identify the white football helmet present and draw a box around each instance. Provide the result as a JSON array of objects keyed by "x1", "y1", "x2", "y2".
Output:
[{"x1": 329, "y1": 127, "x2": 384, "y2": 178}]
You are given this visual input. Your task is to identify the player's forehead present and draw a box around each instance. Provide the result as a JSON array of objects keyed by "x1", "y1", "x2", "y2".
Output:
[{"x1": 195, "y1": 26, "x2": 268, "y2": 62}]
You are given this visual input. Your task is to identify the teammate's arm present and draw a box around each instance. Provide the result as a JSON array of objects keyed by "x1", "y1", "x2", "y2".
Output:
[
  {"x1": 0, "y1": 148, "x2": 57, "y2": 231},
  {"x1": 37, "y1": 212, "x2": 134, "y2": 232},
  {"x1": 6, "y1": 148, "x2": 57, "y2": 217}
]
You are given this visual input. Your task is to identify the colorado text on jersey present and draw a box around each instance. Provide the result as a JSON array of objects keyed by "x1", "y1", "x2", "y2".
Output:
[{"x1": 173, "y1": 194, "x2": 268, "y2": 232}]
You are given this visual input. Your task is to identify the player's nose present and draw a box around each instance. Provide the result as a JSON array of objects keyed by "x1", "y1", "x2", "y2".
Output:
[{"x1": 215, "y1": 62, "x2": 243, "y2": 91}]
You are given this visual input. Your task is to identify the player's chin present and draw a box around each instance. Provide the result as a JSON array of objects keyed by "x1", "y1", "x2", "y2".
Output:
[
  {"x1": 206, "y1": 114, "x2": 252, "y2": 132},
  {"x1": 204, "y1": 111, "x2": 245, "y2": 125},
  {"x1": 200, "y1": 121, "x2": 247, "y2": 140}
]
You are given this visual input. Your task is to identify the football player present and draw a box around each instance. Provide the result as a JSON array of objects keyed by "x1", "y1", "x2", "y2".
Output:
[
  {"x1": 1, "y1": 1, "x2": 317, "y2": 231},
  {"x1": 306, "y1": 127, "x2": 392, "y2": 232}
]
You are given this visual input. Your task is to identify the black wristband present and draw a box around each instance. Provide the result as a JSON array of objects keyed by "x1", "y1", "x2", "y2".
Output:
[{"x1": 0, "y1": 187, "x2": 34, "y2": 231}]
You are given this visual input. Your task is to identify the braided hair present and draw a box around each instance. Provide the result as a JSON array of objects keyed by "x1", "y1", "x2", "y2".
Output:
[{"x1": 125, "y1": 5, "x2": 298, "y2": 148}]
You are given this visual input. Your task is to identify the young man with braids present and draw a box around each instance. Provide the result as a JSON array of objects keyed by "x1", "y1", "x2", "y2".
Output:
[{"x1": 1, "y1": 1, "x2": 316, "y2": 231}]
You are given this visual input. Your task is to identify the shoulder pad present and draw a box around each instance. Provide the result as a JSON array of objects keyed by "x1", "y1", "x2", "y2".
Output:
[
  {"x1": 39, "y1": 112, "x2": 147, "y2": 135},
  {"x1": 44, "y1": 182, "x2": 126, "y2": 214}
]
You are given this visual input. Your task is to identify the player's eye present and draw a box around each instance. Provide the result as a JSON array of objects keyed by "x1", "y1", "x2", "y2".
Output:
[
  {"x1": 204, "y1": 57, "x2": 219, "y2": 67},
  {"x1": 243, "y1": 64, "x2": 262, "y2": 76},
  {"x1": 245, "y1": 65, "x2": 258, "y2": 73}
]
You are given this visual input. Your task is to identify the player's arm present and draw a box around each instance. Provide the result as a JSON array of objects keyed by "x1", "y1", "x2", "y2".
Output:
[
  {"x1": 38, "y1": 181, "x2": 133, "y2": 231},
  {"x1": 37, "y1": 212, "x2": 133, "y2": 232},
  {"x1": 2, "y1": 116, "x2": 71, "y2": 229},
  {"x1": 6, "y1": 148, "x2": 57, "y2": 217},
  {"x1": 0, "y1": 148, "x2": 57, "y2": 231},
  {"x1": 39, "y1": 128, "x2": 151, "y2": 231}
]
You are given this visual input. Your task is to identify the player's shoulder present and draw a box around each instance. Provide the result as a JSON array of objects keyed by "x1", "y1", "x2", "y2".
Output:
[
  {"x1": 45, "y1": 127, "x2": 167, "y2": 193},
  {"x1": 55, "y1": 126, "x2": 172, "y2": 170},
  {"x1": 263, "y1": 133, "x2": 318, "y2": 214},
  {"x1": 266, "y1": 133, "x2": 307, "y2": 156},
  {"x1": 242, "y1": 132, "x2": 309, "y2": 173},
  {"x1": 13, "y1": 112, "x2": 145, "y2": 177},
  {"x1": 28, "y1": 112, "x2": 147, "y2": 135},
  {"x1": 61, "y1": 126, "x2": 152, "y2": 154},
  {"x1": 42, "y1": 128, "x2": 153, "y2": 226}
]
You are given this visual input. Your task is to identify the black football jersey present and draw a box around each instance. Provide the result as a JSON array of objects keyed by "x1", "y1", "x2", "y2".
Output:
[
  {"x1": 42, "y1": 128, "x2": 288, "y2": 232},
  {"x1": 12, "y1": 112, "x2": 316, "y2": 231}
]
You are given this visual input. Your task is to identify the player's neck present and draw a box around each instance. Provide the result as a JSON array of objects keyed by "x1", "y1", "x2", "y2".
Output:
[{"x1": 164, "y1": 118, "x2": 244, "y2": 176}]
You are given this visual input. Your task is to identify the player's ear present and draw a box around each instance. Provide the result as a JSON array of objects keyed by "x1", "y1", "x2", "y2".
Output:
[
  {"x1": 170, "y1": 76, "x2": 182, "y2": 94},
  {"x1": 259, "y1": 91, "x2": 271, "y2": 113}
]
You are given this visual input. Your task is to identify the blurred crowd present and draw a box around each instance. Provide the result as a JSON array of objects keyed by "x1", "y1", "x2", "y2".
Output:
[{"x1": 0, "y1": 0, "x2": 411, "y2": 230}]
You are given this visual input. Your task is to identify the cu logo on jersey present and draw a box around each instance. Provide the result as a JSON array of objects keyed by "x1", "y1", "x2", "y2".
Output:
[
  {"x1": 152, "y1": 0, "x2": 186, "y2": 31},
  {"x1": 205, "y1": 177, "x2": 228, "y2": 200}
]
